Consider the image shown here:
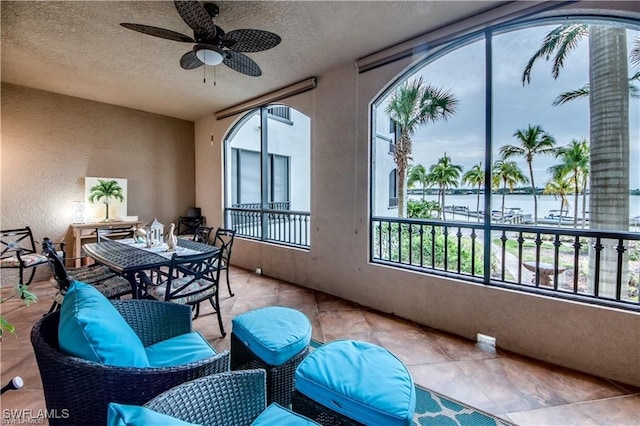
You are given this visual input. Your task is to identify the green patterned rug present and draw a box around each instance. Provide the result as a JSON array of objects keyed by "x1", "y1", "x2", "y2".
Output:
[
  {"x1": 413, "y1": 385, "x2": 513, "y2": 426},
  {"x1": 309, "y1": 340, "x2": 513, "y2": 426}
]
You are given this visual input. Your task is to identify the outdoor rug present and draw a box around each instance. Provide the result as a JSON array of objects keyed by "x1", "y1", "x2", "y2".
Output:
[
  {"x1": 309, "y1": 340, "x2": 513, "y2": 426},
  {"x1": 412, "y1": 385, "x2": 513, "y2": 426}
]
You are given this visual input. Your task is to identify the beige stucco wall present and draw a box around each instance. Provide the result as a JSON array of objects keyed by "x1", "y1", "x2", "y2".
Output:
[
  {"x1": 1, "y1": 83, "x2": 195, "y2": 280},
  {"x1": 195, "y1": 33, "x2": 640, "y2": 388}
]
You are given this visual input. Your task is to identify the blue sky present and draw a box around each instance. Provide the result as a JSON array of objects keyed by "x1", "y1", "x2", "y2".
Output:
[{"x1": 386, "y1": 23, "x2": 640, "y2": 190}]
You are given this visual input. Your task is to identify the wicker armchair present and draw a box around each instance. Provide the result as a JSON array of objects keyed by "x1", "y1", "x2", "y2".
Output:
[
  {"x1": 143, "y1": 369, "x2": 267, "y2": 426},
  {"x1": 31, "y1": 300, "x2": 230, "y2": 426}
]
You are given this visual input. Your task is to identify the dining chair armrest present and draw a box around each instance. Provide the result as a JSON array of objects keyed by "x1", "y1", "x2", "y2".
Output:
[{"x1": 112, "y1": 300, "x2": 192, "y2": 346}]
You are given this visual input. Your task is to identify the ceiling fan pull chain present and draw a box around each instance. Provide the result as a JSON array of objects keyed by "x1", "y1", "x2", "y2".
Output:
[
  {"x1": 213, "y1": 66, "x2": 216, "y2": 86},
  {"x1": 203, "y1": 65, "x2": 206, "y2": 84}
]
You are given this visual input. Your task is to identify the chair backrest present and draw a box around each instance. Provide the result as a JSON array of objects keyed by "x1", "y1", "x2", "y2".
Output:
[
  {"x1": 144, "y1": 370, "x2": 267, "y2": 426},
  {"x1": 162, "y1": 249, "x2": 223, "y2": 303},
  {"x1": 42, "y1": 238, "x2": 72, "y2": 291},
  {"x1": 96, "y1": 226, "x2": 135, "y2": 243},
  {"x1": 177, "y1": 216, "x2": 205, "y2": 236},
  {"x1": 192, "y1": 226, "x2": 213, "y2": 244},
  {"x1": 1, "y1": 227, "x2": 37, "y2": 260},
  {"x1": 213, "y1": 228, "x2": 236, "y2": 267}
]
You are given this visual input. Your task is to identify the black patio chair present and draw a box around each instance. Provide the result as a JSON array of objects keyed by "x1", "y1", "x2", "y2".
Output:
[
  {"x1": 139, "y1": 249, "x2": 226, "y2": 337},
  {"x1": 192, "y1": 226, "x2": 214, "y2": 244},
  {"x1": 1, "y1": 227, "x2": 63, "y2": 286},
  {"x1": 41, "y1": 238, "x2": 132, "y2": 313},
  {"x1": 212, "y1": 228, "x2": 236, "y2": 297}
]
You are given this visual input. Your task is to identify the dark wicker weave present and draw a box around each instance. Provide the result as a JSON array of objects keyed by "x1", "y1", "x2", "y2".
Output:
[
  {"x1": 291, "y1": 390, "x2": 363, "y2": 426},
  {"x1": 230, "y1": 332, "x2": 310, "y2": 407},
  {"x1": 144, "y1": 369, "x2": 267, "y2": 425},
  {"x1": 31, "y1": 300, "x2": 230, "y2": 426}
]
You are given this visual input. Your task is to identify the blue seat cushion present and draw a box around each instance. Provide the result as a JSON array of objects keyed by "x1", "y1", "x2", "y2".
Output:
[
  {"x1": 107, "y1": 403, "x2": 201, "y2": 426},
  {"x1": 58, "y1": 281, "x2": 149, "y2": 367},
  {"x1": 232, "y1": 307, "x2": 311, "y2": 366},
  {"x1": 295, "y1": 340, "x2": 416, "y2": 426},
  {"x1": 252, "y1": 403, "x2": 319, "y2": 425},
  {"x1": 145, "y1": 331, "x2": 216, "y2": 368}
]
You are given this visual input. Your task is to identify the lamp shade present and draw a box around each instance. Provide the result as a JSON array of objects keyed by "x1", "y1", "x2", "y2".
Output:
[{"x1": 194, "y1": 45, "x2": 225, "y2": 66}]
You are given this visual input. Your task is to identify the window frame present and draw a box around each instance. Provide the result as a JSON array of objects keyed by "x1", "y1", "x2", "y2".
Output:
[{"x1": 368, "y1": 13, "x2": 640, "y2": 311}]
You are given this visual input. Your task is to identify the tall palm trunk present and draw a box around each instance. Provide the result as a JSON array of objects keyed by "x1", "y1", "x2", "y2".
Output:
[
  {"x1": 572, "y1": 172, "x2": 579, "y2": 229},
  {"x1": 527, "y1": 160, "x2": 538, "y2": 225},
  {"x1": 476, "y1": 187, "x2": 481, "y2": 222},
  {"x1": 395, "y1": 132, "x2": 411, "y2": 218},
  {"x1": 588, "y1": 26, "x2": 629, "y2": 297}
]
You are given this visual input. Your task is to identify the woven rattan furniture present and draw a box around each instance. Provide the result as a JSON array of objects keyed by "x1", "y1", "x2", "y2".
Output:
[
  {"x1": 292, "y1": 340, "x2": 416, "y2": 426},
  {"x1": 31, "y1": 300, "x2": 230, "y2": 426},
  {"x1": 142, "y1": 369, "x2": 319, "y2": 425},
  {"x1": 231, "y1": 307, "x2": 311, "y2": 407},
  {"x1": 144, "y1": 369, "x2": 266, "y2": 425}
]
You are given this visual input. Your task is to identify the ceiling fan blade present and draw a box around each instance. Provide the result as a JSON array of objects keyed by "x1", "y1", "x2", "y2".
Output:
[
  {"x1": 223, "y1": 50, "x2": 262, "y2": 77},
  {"x1": 120, "y1": 23, "x2": 194, "y2": 42},
  {"x1": 180, "y1": 51, "x2": 204, "y2": 70},
  {"x1": 174, "y1": 1, "x2": 217, "y2": 40},
  {"x1": 224, "y1": 29, "x2": 281, "y2": 53}
]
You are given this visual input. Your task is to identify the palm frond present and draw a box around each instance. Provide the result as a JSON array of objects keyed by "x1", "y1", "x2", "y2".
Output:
[
  {"x1": 553, "y1": 85, "x2": 590, "y2": 105},
  {"x1": 522, "y1": 24, "x2": 587, "y2": 85}
]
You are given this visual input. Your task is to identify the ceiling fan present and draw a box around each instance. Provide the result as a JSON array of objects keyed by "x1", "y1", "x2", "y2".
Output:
[{"x1": 121, "y1": 1, "x2": 281, "y2": 77}]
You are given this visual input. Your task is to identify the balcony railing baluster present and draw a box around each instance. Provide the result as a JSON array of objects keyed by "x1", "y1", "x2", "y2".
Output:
[{"x1": 370, "y1": 216, "x2": 639, "y2": 311}]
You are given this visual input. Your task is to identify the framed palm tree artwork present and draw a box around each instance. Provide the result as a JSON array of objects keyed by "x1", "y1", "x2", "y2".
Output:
[{"x1": 84, "y1": 177, "x2": 128, "y2": 223}]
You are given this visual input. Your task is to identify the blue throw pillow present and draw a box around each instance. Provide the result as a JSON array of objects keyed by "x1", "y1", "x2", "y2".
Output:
[
  {"x1": 58, "y1": 281, "x2": 149, "y2": 367},
  {"x1": 251, "y1": 403, "x2": 319, "y2": 425},
  {"x1": 107, "y1": 403, "x2": 201, "y2": 426}
]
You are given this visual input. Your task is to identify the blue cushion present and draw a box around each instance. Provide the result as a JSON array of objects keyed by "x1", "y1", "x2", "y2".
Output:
[
  {"x1": 251, "y1": 403, "x2": 319, "y2": 425},
  {"x1": 107, "y1": 403, "x2": 200, "y2": 426},
  {"x1": 295, "y1": 340, "x2": 416, "y2": 426},
  {"x1": 232, "y1": 307, "x2": 311, "y2": 366},
  {"x1": 145, "y1": 331, "x2": 216, "y2": 368},
  {"x1": 58, "y1": 281, "x2": 149, "y2": 367}
]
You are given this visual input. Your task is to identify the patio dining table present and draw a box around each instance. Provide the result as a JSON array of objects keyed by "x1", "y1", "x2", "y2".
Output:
[{"x1": 82, "y1": 238, "x2": 218, "y2": 298}]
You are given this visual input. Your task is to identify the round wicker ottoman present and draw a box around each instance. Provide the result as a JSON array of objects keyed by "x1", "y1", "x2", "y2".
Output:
[
  {"x1": 231, "y1": 306, "x2": 312, "y2": 407},
  {"x1": 292, "y1": 340, "x2": 416, "y2": 426}
]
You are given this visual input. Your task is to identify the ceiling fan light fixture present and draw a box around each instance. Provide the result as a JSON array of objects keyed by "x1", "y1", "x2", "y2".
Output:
[{"x1": 194, "y1": 45, "x2": 225, "y2": 66}]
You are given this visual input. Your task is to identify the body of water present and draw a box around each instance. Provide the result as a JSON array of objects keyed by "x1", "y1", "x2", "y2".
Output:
[{"x1": 409, "y1": 194, "x2": 640, "y2": 221}]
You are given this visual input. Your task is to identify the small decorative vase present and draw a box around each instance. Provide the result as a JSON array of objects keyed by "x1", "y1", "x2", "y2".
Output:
[{"x1": 166, "y1": 223, "x2": 178, "y2": 252}]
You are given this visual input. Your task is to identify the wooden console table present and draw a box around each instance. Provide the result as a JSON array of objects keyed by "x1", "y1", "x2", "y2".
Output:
[{"x1": 67, "y1": 221, "x2": 144, "y2": 267}]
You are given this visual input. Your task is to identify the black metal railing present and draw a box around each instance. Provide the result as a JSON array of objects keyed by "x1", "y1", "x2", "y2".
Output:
[
  {"x1": 227, "y1": 207, "x2": 310, "y2": 248},
  {"x1": 232, "y1": 202, "x2": 291, "y2": 210},
  {"x1": 371, "y1": 216, "x2": 640, "y2": 311}
]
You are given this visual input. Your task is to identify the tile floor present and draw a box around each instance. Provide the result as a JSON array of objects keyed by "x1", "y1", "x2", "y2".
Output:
[{"x1": 1, "y1": 267, "x2": 639, "y2": 425}]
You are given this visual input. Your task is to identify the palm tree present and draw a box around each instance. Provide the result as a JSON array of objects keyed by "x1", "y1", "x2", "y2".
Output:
[
  {"x1": 523, "y1": 23, "x2": 631, "y2": 296},
  {"x1": 500, "y1": 125, "x2": 556, "y2": 225},
  {"x1": 385, "y1": 77, "x2": 458, "y2": 217},
  {"x1": 543, "y1": 176, "x2": 572, "y2": 226},
  {"x1": 462, "y1": 162, "x2": 484, "y2": 222},
  {"x1": 89, "y1": 179, "x2": 124, "y2": 222},
  {"x1": 407, "y1": 164, "x2": 429, "y2": 200},
  {"x1": 548, "y1": 139, "x2": 590, "y2": 228},
  {"x1": 492, "y1": 160, "x2": 528, "y2": 222},
  {"x1": 426, "y1": 153, "x2": 462, "y2": 220},
  {"x1": 552, "y1": 37, "x2": 640, "y2": 105}
]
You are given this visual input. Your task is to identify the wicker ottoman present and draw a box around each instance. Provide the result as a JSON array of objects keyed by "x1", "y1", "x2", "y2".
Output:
[
  {"x1": 231, "y1": 306, "x2": 312, "y2": 407},
  {"x1": 292, "y1": 340, "x2": 416, "y2": 426}
]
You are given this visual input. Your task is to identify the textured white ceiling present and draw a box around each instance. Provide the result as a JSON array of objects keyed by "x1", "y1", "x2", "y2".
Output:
[{"x1": 1, "y1": 1, "x2": 504, "y2": 121}]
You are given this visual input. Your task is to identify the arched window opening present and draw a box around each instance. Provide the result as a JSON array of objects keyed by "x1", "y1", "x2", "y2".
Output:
[
  {"x1": 225, "y1": 104, "x2": 311, "y2": 248},
  {"x1": 370, "y1": 15, "x2": 640, "y2": 311}
]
